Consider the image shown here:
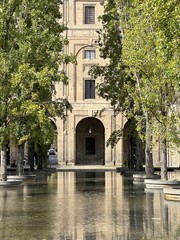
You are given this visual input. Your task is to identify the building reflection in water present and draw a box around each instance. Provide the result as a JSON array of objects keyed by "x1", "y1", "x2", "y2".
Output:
[
  {"x1": 56, "y1": 172, "x2": 125, "y2": 239},
  {"x1": 0, "y1": 172, "x2": 180, "y2": 240},
  {"x1": 55, "y1": 172, "x2": 180, "y2": 240}
]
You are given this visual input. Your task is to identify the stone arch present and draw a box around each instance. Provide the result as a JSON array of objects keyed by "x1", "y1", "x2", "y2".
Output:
[
  {"x1": 76, "y1": 117, "x2": 105, "y2": 165},
  {"x1": 122, "y1": 118, "x2": 145, "y2": 170}
]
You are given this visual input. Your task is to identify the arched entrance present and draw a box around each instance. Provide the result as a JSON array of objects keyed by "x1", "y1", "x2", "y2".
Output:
[
  {"x1": 122, "y1": 118, "x2": 145, "y2": 170},
  {"x1": 76, "y1": 117, "x2": 105, "y2": 165}
]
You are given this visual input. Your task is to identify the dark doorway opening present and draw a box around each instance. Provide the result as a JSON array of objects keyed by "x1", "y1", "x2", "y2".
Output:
[
  {"x1": 85, "y1": 137, "x2": 95, "y2": 155},
  {"x1": 122, "y1": 118, "x2": 145, "y2": 171},
  {"x1": 76, "y1": 117, "x2": 105, "y2": 165}
]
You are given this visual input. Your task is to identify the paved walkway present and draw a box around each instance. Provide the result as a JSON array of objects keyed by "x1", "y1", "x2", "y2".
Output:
[{"x1": 56, "y1": 165, "x2": 117, "y2": 172}]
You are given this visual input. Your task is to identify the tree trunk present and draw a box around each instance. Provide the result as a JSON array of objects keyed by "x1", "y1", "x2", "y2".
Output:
[
  {"x1": 135, "y1": 136, "x2": 143, "y2": 171},
  {"x1": 145, "y1": 112, "x2": 154, "y2": 177},
  {"x1": 37, "y1": 144, "x2": 43, "y2": 169},
  {"x1": 145, "y1": 139, "x2": 154, "y2": 177},
  {"x1": 0, "y1": 147, "x2": 7, "y2": 181},
  {"x1": 136, "y1": 75, "x2": 154, "y2": 176},
  {"x1": 28, "y1": 142, "x2": 35, "y2": 172},
  {"x1": 160, "y1": 138, "x2": 168, "y2": 180},
  {"x1": 128, "y1": 137, "x2": 133, "y2": 169},
  {"x1": 16, "y1": 144, "x2": 24, "y2": 176}
]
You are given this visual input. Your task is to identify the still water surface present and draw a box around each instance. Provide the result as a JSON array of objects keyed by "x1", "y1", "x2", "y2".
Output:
[{"x1": 0, "y1": 171, "x2": 180, "y2": 240}]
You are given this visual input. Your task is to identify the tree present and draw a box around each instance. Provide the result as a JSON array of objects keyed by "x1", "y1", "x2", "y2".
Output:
[
  {"x1": 90, "y1": 0, "x2": 148, "y2": 172},
  {"x1": 0, "y1": 0, "x2": 73, "y2": 180},
  {"x1": 91, "y1": 0, "x2": 131, "y2": 114},
  {"x1": 91, "y1": 0, "x2": 179, "y2": 179},
  {"x1": 121, "y1": 0, "x2": 180, "y2": 179}
]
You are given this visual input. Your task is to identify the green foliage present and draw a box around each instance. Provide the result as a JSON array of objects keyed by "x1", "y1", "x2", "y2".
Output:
[
  {"x1": 0, "y1": 0, "x2": 73, "y2": 148},
  {"x1": 90, "y1": 0, "x2": 135, "y2": 117},
  {"x1": 121, "y1": 0, "x2": 180, "y2": 145},
  {"x1": 93, "y1": 0, "x2": 179, "y2": 148},
  {"x1": 106, "y1": 129, "x2": 123, "y2": 148}
]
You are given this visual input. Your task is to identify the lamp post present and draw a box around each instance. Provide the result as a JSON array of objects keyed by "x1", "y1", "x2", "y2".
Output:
[
  {"x1": 72, "y1": 43, "x2": 98, "y2": 164},
  {"x1": 74, "y1": 43, "x2": 97, "y2": 101}
]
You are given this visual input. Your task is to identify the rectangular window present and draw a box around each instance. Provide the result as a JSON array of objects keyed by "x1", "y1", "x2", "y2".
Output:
[
  {"x1": 84, "y1": 50, "x2": 96, "y2": 60},
  {"x1": 84, "y1": 6, "x2": 95, "y2": 24},
  {"x1": 85, "y1": 137, "x2": 95, "y2": 155},
  {"x1": 85, "y1": 80, "x2": 95, "y2": 99}
]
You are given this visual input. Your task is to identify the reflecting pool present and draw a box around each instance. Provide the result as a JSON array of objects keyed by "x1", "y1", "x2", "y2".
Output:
[{"x1": 0, "y1": 171, "x2": 180, "y2": 240}]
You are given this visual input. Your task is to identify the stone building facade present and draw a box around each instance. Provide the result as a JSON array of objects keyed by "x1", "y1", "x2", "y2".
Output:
[
  {"x1": 7, "y1": 1, "x2": 180, "y2": 167},
  {"x1": 5, "y1": 0, "x2": 179, "y2": 168},
  {"x1": 54, "y1": 0, "x2": 180, "y2": 167},
  {"x1": 55, "y1": 0, "x2": 125, "y2": 165}
]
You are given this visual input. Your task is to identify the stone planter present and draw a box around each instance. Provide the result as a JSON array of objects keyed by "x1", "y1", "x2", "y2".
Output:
[
  {"x1": 145, "y1": 179, "x2": 180, "y2": 189},
  {"x1": 133, "y1": 173, "x2": 160, "y2": 183},
  {"x1": 164, "y1": 187, "x2": 180, "y2": 201},
  {"x1": 0, "y1": 179, "x2": 23, "y2": 187},
  {"x1": 7, "y1": 175, "x2": 36, "y2": 181}
]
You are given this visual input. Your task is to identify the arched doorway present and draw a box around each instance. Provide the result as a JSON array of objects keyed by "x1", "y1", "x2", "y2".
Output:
[
  {"x1": 122, "y1": 118, "x2": 145, "y2": 170},
  {"x1": 76, "y1": 117, "x2": 105, "y2": 165}
]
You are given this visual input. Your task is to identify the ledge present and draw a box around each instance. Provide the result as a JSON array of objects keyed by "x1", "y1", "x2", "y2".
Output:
[
  {"x1": 145, "y1": 179, "x2": 180, "y2": 189},
  {"x1": 163, "y1": 187, "x2": 180, "y2": 201},
  {"x1": 57, "y1": 165, "x2": 116, "y2": 172},
  {"x1": 0, "y1": 179, "x2": 23, "y2": 186},
  {"x1": 7, "y1": 175, "x2": 36, "y2": 181},
  {"x1": 133, "y1": 173, "x2": 160, "y2": 183}
]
